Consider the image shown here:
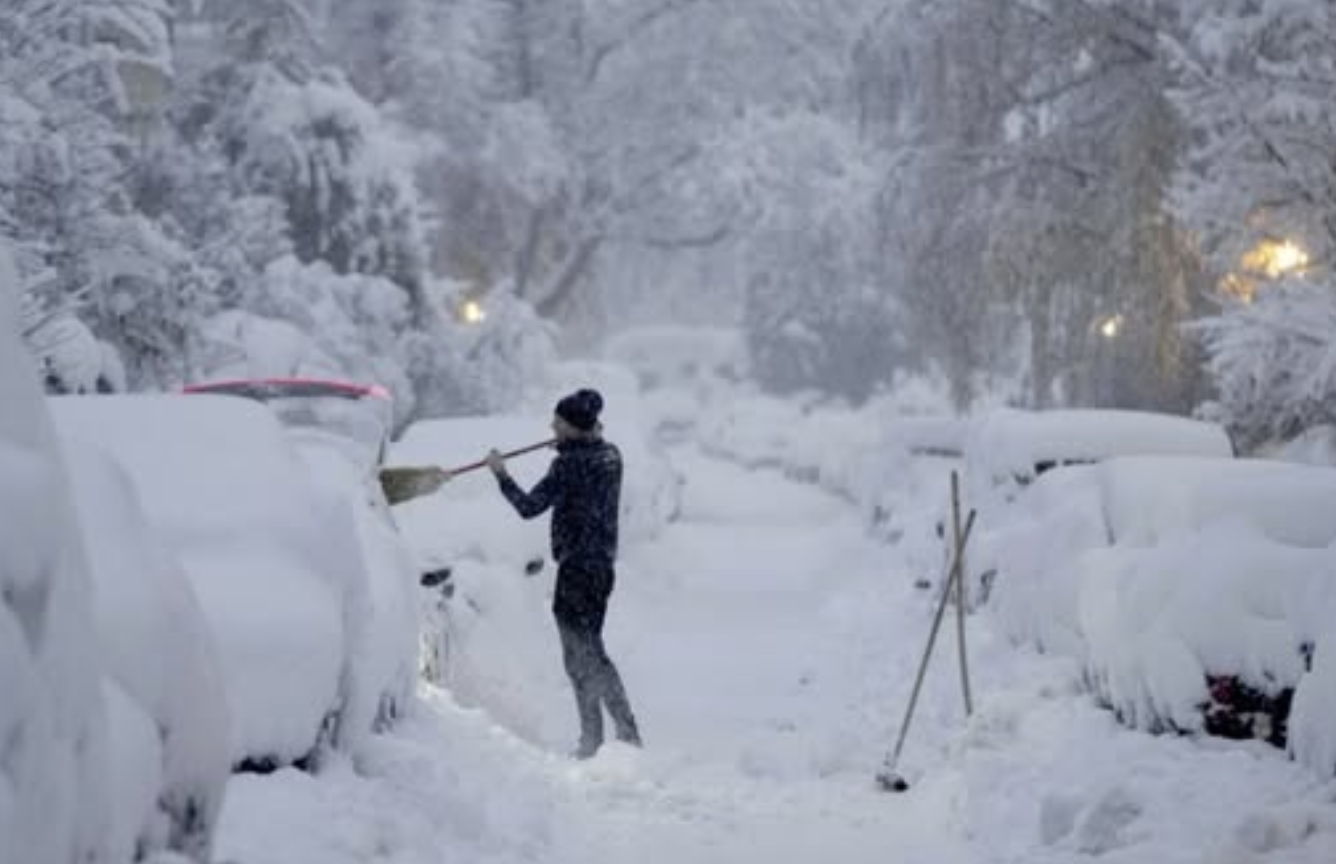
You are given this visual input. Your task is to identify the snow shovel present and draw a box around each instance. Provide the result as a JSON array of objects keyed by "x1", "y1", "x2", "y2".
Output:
[
  {"x1": 379, "y1": 438, "x2": 557, "y2": 505},
  {"x1": 876, "y1": 505, "x2": 976, "y2": 793}
]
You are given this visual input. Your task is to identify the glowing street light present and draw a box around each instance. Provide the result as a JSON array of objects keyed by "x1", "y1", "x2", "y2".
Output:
[
  {"x1": 1243, "y1": 238, "x2": 1310, "y2": 279},
  {"x1": 458, "y1": 299, "x2": 487, "y2": 324},
  {"x1": 1096, "y1": 314, "x2": 1124, "y2": 339},
  {"x1": 1223, "y1": 237, "x2": 1312, "y2": 302}
]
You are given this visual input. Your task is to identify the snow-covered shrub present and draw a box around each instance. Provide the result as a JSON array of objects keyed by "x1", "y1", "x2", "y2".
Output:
[
  {"x1": 59, "y1": 439, "x2": 231, "y2": 861},
  {"x1": 50, "y1": 394, "x2": 370, "y2": 768},
  {"x1": 1194, "y1": 280, "x2": 1336, "y2": 453},
  {"x1": 0, "y1": 246, "x2": 113, "y2": 864}
]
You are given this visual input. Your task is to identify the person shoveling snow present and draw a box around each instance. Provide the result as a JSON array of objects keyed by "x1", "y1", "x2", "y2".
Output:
[{"x1": 486, "y1": 388, "x2": 644, "y2": 760}]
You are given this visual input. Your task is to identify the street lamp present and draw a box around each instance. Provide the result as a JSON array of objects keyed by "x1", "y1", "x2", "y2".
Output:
[
  {"x1": 1223, "y1": 238, "x2": 1311, "y2": 302},
  {"x1": 458, "y1": 299, "x2": 487, "y2": 325},
  {"x1": 1096, "y1": 314, "x2": 1124, "y2": 340}
]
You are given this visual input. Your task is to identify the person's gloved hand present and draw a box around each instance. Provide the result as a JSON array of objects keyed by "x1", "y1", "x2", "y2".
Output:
[{"x1": 485, "y1": 448, "x2": 507, "y2": 476}]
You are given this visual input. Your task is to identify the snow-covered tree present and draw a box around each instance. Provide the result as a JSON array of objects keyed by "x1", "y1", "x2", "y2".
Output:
[
  {"x1": 1194, "y1": 279, "x2": 1336, "y2": 451},
  {"x1": 1164, "y1": 0, "x2": 1336, "y2": 277}
]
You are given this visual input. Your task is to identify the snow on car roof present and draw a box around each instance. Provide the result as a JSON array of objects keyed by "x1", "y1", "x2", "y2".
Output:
[{"x1": 968, "y1": 407, "x2": 1234, "y2": 476}]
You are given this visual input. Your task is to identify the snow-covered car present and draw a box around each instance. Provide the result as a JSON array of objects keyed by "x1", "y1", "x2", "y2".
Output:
[
  {"x1": 959, "y1": 408, "x2": 1235, "y2": 603},
  {"x1": 50, "y1": 394, "x2": 376, "y2": 770},
  {"x1": 1, "y1": 265, "x2": 115, "y2": 864},
  {"x1": 182, "y1": 378, "x2": 419, "y2": 730},
  {"x1": 57, "y1": 439, "x2": 230, "y2": 861},
  {"x1": 983, "y1": 453, "x2": 1336, "y2": 763},
  {"x1": 182, "y1": 377, "x2": 393, "y2": 472}
]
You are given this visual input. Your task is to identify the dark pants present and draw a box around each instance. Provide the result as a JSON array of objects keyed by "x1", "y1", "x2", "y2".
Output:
[{"x1": 553, "y1": 563, "x2": 640, "y2": 755}]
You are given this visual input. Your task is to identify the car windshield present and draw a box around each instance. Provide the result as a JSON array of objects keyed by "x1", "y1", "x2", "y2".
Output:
[{"x1": 186, "y1": 380, "x2": 392, "y2": 470}]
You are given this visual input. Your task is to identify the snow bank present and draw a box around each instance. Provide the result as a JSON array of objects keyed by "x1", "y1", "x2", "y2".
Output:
[
  {"x1": 61, "y1": 440, "x2": 231, "y2": 861},
  {"x1": 51, "y1": 394, "x2": 359, "y2": 767},
  {"x1": 0, "y1": 248, "x2": 113, "y2": 864}
]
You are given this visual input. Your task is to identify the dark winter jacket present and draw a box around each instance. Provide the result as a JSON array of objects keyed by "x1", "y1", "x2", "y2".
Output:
[{"x1": 496, "y1": 437, "x2": 622, "y2": 568}]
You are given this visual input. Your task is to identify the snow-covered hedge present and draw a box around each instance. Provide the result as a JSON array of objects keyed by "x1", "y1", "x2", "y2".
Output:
[
  {"x1": 50, "y1": 395, "x2": 370, "y2": 768},
  {"x1": 1, "y1": 250, "x2": 113, "y2": 864}
]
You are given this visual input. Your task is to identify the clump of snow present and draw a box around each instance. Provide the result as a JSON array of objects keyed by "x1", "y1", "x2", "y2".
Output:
[{"x1": 0, "y1": 246, "x2": 113, "y2": 864}]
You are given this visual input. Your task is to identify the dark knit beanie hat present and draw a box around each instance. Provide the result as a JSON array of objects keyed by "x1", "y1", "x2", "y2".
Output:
[{"x1": 555, "y1": 388, "x2": 603, "y2": 432}]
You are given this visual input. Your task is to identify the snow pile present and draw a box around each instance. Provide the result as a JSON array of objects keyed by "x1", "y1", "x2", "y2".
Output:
[
  {"x1": 60, "y1": 439, "x2": 231, "y2": 861},
  {"x1": 50, "y1": 394, "x2": 364, "y2": 767},
  {"x1": 0, "y1": 248, "x2": 113, "y2": 864}
]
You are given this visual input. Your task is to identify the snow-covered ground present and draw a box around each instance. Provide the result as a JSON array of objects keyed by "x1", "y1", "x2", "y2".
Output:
[{"x1": 216, "y1": 437, "x2": 1336, "y2": 864}]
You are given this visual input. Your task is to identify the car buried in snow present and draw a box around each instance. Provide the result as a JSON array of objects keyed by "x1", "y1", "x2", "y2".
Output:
[
  {"x1": 979, "y1": 450, "x2": 1336, "y2": 760},
  {"x1": 953, "y1": 407, "x2": 1235, "y2": 605},
  {"x1": 182, "y1": 377, "x2": 421, "y2": 733}
]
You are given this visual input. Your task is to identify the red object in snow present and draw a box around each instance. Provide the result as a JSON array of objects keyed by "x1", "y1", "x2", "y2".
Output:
[{"x1": 182, "y1": 377, "x2": 392, "y2": 402}]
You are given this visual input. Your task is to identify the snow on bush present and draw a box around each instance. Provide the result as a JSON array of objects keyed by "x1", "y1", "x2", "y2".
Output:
[
  {"x1": 59, "y1": 439, "x2": 231, "y2": 861},
  {"x1": 49, "y1": 394, "x2": 364, "y2": 767},
  {"x1": 0, "y1": 247, "x2": 113, "y2": 864},
  {"x1": 1194, "y1": 280, "x2": 1336, "y2": 453}
]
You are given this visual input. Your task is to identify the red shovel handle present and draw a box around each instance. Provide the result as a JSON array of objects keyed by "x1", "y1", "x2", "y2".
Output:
[{"x1": 447, "y1": 438, "x2": 557, "y2": 476}]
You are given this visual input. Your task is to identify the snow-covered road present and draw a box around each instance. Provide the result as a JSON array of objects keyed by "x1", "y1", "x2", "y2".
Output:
[{"x1": 216, "y1": 447, "x2": 1336, "y2": 864}]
